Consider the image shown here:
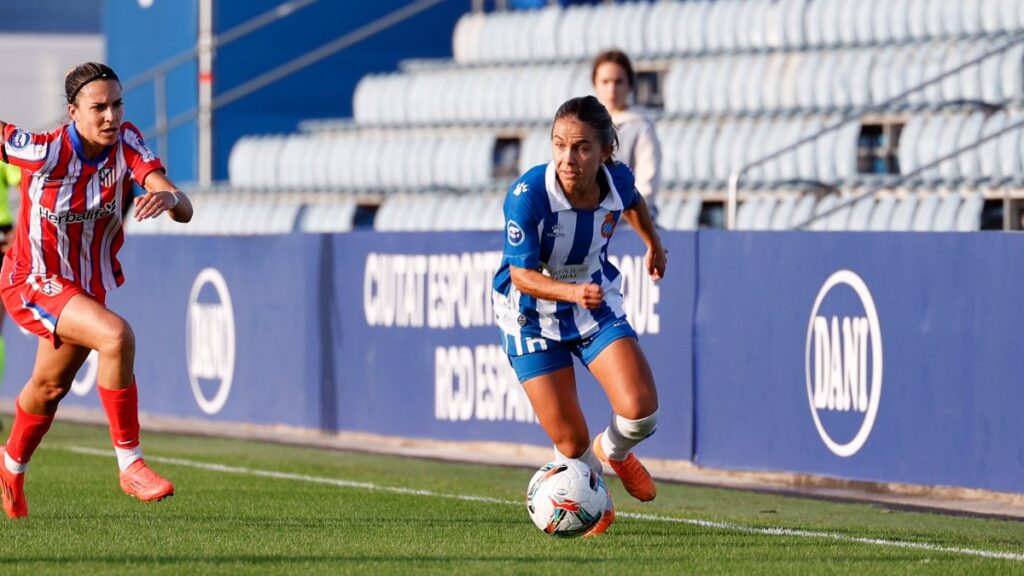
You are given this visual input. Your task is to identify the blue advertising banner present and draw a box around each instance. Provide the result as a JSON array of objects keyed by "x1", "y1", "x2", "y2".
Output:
[
  {"x1": 2, "y1": 235, "x2": 326, "y2": 428},
  {"x1": 327, "y1": 231, "x2": 696, "y2": 460},
  {"x1": 694, "y1": 231, "x2": 1024, "y2": 494}
]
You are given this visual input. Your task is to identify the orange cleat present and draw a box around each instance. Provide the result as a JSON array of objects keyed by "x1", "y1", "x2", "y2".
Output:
[
  {"x1": 593, "y1": 433, "x2": 657, "y2": 502},
  {"x1": 0, "y1": 462, "x2": 27, "y2": 519},
  {"x1": 119, "y1": 459, "x2": 174, "y2": 502},
  {"x1": 584, "y1": 494, "x2": 615, "y2": 537}
]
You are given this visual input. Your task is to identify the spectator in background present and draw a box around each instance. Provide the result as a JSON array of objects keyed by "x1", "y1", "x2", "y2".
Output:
[
  {"x1": 0, "y1": 62, "x2": 193, "y2": 519},
  {"x1": 0, "y1": 161, "x2": 18, "y2": 432},
  {"x1": 592, "y1": 49, "x2": 662, "y2": 220},
  {"x1": 493, "y1": 96, "x2": 666, "y2": 536},
  {"x1": 0, "y1": 161, "x2": 18, "y2": 254}
]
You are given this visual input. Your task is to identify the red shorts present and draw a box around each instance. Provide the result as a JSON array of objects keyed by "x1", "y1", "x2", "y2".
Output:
[{"x1": 1, "y1": 255, "x2": 103, "y2": 347}]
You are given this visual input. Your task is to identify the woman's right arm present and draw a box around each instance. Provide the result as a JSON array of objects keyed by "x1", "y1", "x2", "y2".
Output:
[{"x1": 510, "y1": 266, "x2": 603, "y2": 309}]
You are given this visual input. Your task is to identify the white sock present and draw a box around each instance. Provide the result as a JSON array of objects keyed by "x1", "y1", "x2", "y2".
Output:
[
  {"x1": 4, "y1": 450, "x2": 26, "y2": 474},
  {"x1": 600, "y1": 409, "x2": 660, "y2": 461},
  {"x1": 553, "y1": 444, "x2": 603, "y2": 479},
  {"x1": 114, "y1": 445, "x2": 143, "y2": 471}
]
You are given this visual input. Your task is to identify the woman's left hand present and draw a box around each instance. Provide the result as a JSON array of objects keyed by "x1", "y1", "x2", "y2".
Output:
[
  {"x1": 645, "y1": 244, "x2": 667, "y2": 281},
  {"x1": 134, "y1": 190, "x2": 177, "y2": 221}
]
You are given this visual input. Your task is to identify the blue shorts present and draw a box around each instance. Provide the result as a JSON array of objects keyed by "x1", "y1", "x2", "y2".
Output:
[{"x1": 503, "y1": 317, "x2": 638, "y2": 383}]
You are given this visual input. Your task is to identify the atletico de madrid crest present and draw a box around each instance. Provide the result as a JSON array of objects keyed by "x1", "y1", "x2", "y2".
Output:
[
  {"x1": 29, "y1": 274, "x2": 64, "y2": 296},
  {"x1": 600, "y1": 212, "x2": 616, "y2": 238},
  {"x1": 98, "y1": 166, "x2": 116, "y2": 187}
]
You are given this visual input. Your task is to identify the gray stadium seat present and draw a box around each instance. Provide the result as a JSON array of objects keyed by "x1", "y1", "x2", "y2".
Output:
[
  {"x1": 809, "y1": 194, "x2": 837, "y2": 231},
  {"x1": 932, "y1": 193, "x2": 963, "y2": 231},
  {"x1": 769, "y1": 195, "x2": 797, "y2": 229},
  {"x1": 736, "y1": 195, "x2": 761, "y2": 230},
  {"x1": 956, "y1": 190, "x2": 985, "y2": 231},
  {"x1": 677, "y1": 194, "x2": 703, "y2": 230},
  {"x1": 847, "y1": 194, "x2": 876, "y2": 231},
  {"x1": 752, "y1": 195, "x2": 778, "y2": 230},
  {"x1": 790, "y1": 194, "x2": 817, "y2": 228},
  {"x1": 867, "y1": 195, "x2": 897, "y2": 230},
  {"x1": 911, "y1": 192, "x2": 940, "y2": 231},
  {"x1": 889, "y1": 195, "x2": 919, "y2": 231}
]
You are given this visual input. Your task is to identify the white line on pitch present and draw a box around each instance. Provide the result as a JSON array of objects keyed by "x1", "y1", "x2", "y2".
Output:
[{"x1": 64, "y1": 445, "x2": 1024, "y2": 563}]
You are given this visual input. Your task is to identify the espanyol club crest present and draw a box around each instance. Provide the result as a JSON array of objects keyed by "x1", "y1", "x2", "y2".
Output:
[
  {"x1": 98, "y1": 166, "x2": 116, "y2": 187},
  {"x1": 600, "y1": 212, "x2": 616, "y2": 238}
]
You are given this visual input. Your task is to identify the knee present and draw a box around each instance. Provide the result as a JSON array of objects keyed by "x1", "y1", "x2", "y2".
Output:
[
  {"x1": 614, "y1": 407, "x2": 659, "y2": 441},
  {"x1": 99, "y1": 320, "x2": 135, "y2": 356},
  {"x1": 25, "y1": 377, "x2": 72, "y2": 406}
]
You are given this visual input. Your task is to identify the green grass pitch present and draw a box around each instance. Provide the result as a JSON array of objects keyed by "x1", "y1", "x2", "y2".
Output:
[{"x1": 0, "y1": 421, "x2": 1021, "y2": 575}]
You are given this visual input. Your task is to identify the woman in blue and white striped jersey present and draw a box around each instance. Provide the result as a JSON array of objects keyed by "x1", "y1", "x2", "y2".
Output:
[{"x1": 492, "y1": 95, "x2": 667, "y2": 536}]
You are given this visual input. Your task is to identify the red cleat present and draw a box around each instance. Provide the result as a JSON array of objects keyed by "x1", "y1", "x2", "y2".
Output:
[
  {"x1": 0, "y1": 461, "x2": 27, "y2": 519},
  {"x1": 119, "y1": 459, "x2": 174, "y2": 502},
  {"x1": 584, "y1": 494, "x2": 615, "y2": 537},
  {"x1": 593, "y1": 433, "x2": 657, "y2": 502}
]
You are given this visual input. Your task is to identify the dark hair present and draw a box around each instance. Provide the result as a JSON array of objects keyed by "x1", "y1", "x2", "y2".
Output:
[
  {"x1": 591, "y1": 49, "x2": 636, "y2": 89},
  {"x1": 65, "y1": 62, "x2": 120, "y2": 105},
  {"x1": 552, "y1": 95, "x2": 618, "y2": 166}
]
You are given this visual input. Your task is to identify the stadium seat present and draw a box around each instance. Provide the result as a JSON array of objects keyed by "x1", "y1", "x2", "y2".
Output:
[
  {"x1": 997, "y1": 115, "x2": 1022, "y2": 181},
  {"x1": 656, "y1": 190, "x2": 683, "y2": 230},
  {"x1": 867, "y1": 195, "x2": 897, "y2": 230},
  {"x1": 754, "y1": 194, "x2": 779, "y2": 230},
  {"x1": 956, "y1": 190, "x2": 985, "y2": 231},
  {"x1": 846, "y1": 193, "x2": 877, "y2": 231},
  {"x1": 889, "y1": 194, "x2": 919, "y2": 231},
  {"x1": 809, "y1": 194, "x2": 837, "y2": 231},
  {"x1": 677, "y1": 194, "x2": 703, "y2": 230},
  {"x1": 977, "y1": 111, "x2": 1006, "y2": 179},
  {"x1": 911, "y1": 191, "x2": 940, "y2": 231},
  {"x1": 932, "y1": 192, "x2": 963, "y2": 231},
  {"x1": 826, "y1": 195, "x2": 853, "y2": 231},
  {"x1": 936, "y1": 113, "x2": 966, "y2": 180},
  {"x1": 957, "y1": 112, "x2": 987, "y2": 181},
  {"x1": 736, "y1": 195, "x2": 761, "y2": 230},
  {"x1": 769, "y1": 195, "x2": 796, "y2": 229}
]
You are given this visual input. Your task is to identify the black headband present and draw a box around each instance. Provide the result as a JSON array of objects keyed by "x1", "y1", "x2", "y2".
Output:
[{"x1": 68, "y1": 71, "x2": 120, "y2": 104}]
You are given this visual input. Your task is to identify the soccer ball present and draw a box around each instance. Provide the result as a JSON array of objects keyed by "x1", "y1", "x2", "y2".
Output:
[{"x1": 526, "y1": 460, "x2": 608, "y2": 537}]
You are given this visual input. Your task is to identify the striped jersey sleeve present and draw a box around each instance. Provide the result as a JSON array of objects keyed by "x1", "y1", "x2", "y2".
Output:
[
  {"x1": 2, "y1": 123, "x2": 58, "y2": 172},
  {"x1": 120, "y1": 122, "x2": 164, "y2": 186}
]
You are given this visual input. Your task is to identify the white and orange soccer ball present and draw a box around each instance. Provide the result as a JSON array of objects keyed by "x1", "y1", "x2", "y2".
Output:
[{"x1": 526, "y1": 460, "x2": 608, "y2": 537}]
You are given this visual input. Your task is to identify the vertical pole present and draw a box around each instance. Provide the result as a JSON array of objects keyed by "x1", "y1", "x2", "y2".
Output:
[
  {"x1": 198, "y1": 0, "x2": 214, "y2": 187},
  {"x1": 154, "y1": 74, "x2": 169, "y2": 166}
]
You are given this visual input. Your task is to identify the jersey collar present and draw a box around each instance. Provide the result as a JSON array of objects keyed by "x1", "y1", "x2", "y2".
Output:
[
  {"x1": 67, "y1": 123, "x2": 113, "y2": 166},
  {"x1": 544, "y1": 161, "x2": 623, "y2": 212}
]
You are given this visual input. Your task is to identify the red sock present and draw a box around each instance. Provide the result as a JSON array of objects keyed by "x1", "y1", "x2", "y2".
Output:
[
  {"x1": 5, "y1": 400, "x2": 55, "y2": 465},
  {"x1": 98, "y1": 381, "x2": 140, "y2": 450}
]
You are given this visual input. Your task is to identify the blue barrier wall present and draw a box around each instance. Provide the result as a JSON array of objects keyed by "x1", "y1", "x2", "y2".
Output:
[
  {"x1": 325, "y1": 231, "x2": 695, "y2": 459},
  {"x1": 694, "y1": 231, "x2": 1024, "y2": 494},
  {"x1": 1, "y1": 231, "x2": 694, "y2": 460},
  {"x1": 3, "y1": 235, "x2": 326, "y2": 428},
  {"x1": 3, "y1": 231, "x2": 1022, "y2": 493}
]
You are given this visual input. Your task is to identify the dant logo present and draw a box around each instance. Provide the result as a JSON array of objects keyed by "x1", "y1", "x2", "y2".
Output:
[
  {"x1": 8, "y1": 130, "x2": 30, "y2": 150},
  {"x1": 804, "y1": 270, "x2": 883, "y2": 457},
  {"x1": 186, "y1": 268, "x2": 235, "y2": 415},
  {"x1": 507, "y1": 220, "x2": 525, "y2": 246},
  {"x1": 513, "y1": 182, "x2": 528, "y2": 196}
]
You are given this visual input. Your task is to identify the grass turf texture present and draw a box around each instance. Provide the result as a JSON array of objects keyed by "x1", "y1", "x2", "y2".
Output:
[{"x1": 0, "y1": 421, "x2": 1021, "y2": 575}]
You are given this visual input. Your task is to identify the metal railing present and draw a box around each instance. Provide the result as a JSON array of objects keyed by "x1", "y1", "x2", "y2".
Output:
[
  {"x1": 726, "y1": 32, "x2": 1024, "y2": 230},
  {"x1": 116, "y1": 0, "x2": 446, "y2": 185}
]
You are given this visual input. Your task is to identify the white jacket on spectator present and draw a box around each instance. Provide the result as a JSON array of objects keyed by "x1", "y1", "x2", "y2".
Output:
[{"x1": 611, "y1": 106, "x2": 661, "y2": 208}]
